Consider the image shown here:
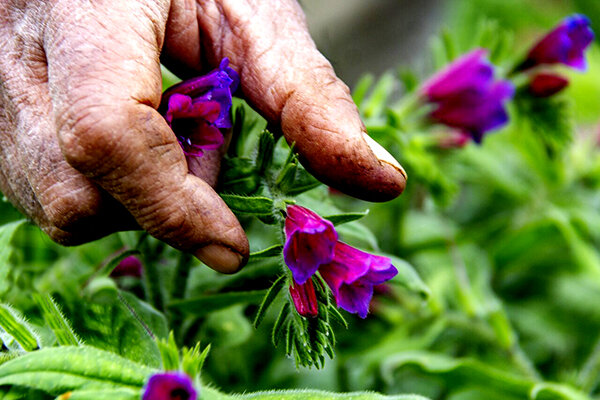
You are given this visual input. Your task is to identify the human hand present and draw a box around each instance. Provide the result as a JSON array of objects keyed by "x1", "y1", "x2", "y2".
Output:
[{"x1": 0, "y1": 0, "x2": 406, "y2": 273}]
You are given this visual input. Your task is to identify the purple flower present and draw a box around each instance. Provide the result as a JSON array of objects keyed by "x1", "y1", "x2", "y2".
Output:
[
  {"x1": 522, "y1": 14, "x2": 594, "y2": 71},
  {"x1": 143, "y1": 372, "x2": 197, "y2": 400},
  {"x1": 319, "y1": 242, "x2": 397, "y2": 319},
  {"x1": 110, "y1": 255, "x2": 142, "y2": 278},
  {"x1": 159, "y1": 58, "x2": 239, "y2": 157},
  {"x1": 283, "y1": 205, "x2": 337, "y2": 285},
  {"x1": 422, "y1": 49, "x2": 514, "y2": 143},
  {"x1": 283, "y1": 205, "x2": 398, "y2": 319},
  {"x1": 528, "y1": 73, "x2": 569, "y2": 97},
  {"x1": 289, "y1": 279, "x2": 319, "y2": 318}
]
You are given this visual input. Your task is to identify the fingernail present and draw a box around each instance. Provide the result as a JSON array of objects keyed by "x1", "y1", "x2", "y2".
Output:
[
  {"x1": 362, "y1": 132, "x2": 407, "y2": 179},
  {"x1": 196, "y1": 244, "x2": 245, "y2": 274}
]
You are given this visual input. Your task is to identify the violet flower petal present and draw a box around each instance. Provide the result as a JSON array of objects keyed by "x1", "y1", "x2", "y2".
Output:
[
  {"x1": 320, "y1": 242, "x2": 397, "y2": 319},
  {"x1": 142, "y1": 372, "x2": 197, "y2": 400},
  {"x1": 525, "y1": 14, "x2": 594, "y2": 71},
  {"x1": 283, "y1": 205, "x2": 338, "y2": 285}
]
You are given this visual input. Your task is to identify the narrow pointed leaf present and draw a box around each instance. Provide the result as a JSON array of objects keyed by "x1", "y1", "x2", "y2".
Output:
[
  {"x1": 34, "y1": 295, "x2": 81, "y2": 346},
  {"x1": 168, "y1": 290, "x2": 268, "y2": 316},
  {"x1": 0, "y1": 304, "x2": 39, "y2": 351},
  {"x1": 249, "y1": 245, "x2": 283, "y2": 260},
  {"x1": 253, "y1": 275, "x2": 286, "y2": 328},
  {"x1": 323, "y1": 211, "x2": 370, "y2": 226}
]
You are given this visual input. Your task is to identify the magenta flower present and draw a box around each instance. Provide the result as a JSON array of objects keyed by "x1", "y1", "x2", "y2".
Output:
[
  {"x1": 142, "y1": 372, "x2": 197, "y2": 400},
  {"x1": 528, "y1": 73, "x2": 569, "y2": 97},
  {"x1": 159, "y1": 58, "x2": 239, "y2": 157},
  {"x1": 289, "y1": 279, "x2": 319, "y2": 318},
  {"x1": 283, "y1": 205, "x2": 338, "y2": 285},
  {"x1": 522, "y1": 14, "x2": 594, "y2": 71},
  {"x1": 110, "y1": 255, "x2": 142, "y2": 278},
  {"x1": 283, "y1": 205, "x2": 398, "y2": 318},
  {"x1": 422, "y1": 49, "x2": 514, "y2": 143},
  {"x1": 319, "y1": 242, "x2": 397, "y2": 319}
]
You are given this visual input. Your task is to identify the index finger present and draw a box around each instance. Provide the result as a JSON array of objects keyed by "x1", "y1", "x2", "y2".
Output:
[{"x1": 195, "y1": 0, "x2": 406, "y2": 201}]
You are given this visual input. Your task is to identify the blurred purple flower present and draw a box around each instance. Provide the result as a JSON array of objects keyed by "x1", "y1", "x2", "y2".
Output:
[
  {"x1": 289, "y1": 279, "x2": 319, "y2": 318},
  {"x1": 143, "y1": 372, "x2": 197, "y2": 400},
  {"x1": 319, "y1": 242, "x2": 397, "y2": 319},
  {"x1": 283, "y1": 205, "x2": 337, "y2": 285},
  {"x1": 522, "y1": 14, "x2": 594, "y2": 71},
  {"x1": 528, "y1": 73, "x2": 569, "y2": 97},
  {"x1": 110, "y1": 255, "x2": 142, "y2": 278},
  {"x1": 422, "y1": 49, "x2": 514, "y2": 143},
  {"x1": 159, "y1": 58, "x2": 239, "y2": 157}
]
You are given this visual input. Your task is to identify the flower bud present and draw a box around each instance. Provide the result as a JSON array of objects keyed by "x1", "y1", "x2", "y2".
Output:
[
  {"x1": 289, "y1": 279, "x2": 319, "y2": 318},
  {"x1": 528, "y1": 73, "x2": 569, "y2": 97}
]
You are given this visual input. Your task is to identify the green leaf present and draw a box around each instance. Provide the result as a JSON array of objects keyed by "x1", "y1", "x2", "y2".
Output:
[
  {"x1": 253, "y1": 275, "x2": 286, "y2": 328},
  {"x1": 70, "y1": 292, "x2": 165, "y2": 368},
  {"x1": 156, "y1": 332, "x2": 179, "y2": 371},
  {"x1": 249, "y1": 245, "x2": 283, "y2": 260},
  {"x1": 282, "y1": 168, "x2": 321, "y2": 196},
  {"x1": 0, "y1": 304, "x2": 40, "y2": 351},
  {"x1": 34, "y1": 294, "x2": 81, "y2": 347},
  {"x1": 0, "y1": 220, "x2": 26, "y2": 296},
  {"x1": 380, "y1": 351, "x2": 586, "y2": 400},
  {"x1": 206, "y1": 387, "x2": 429, "y2": 400},
  {"x1": 220, "y1": 194, "x2": 273, "y2": 216},
  {"x1": 168, "y1": 290, "x2": 268, "y2": 316},
  {"x1": 323, "y1": 211, "x2": 369, "y2": 226},
  {"x1": 182, "y1": 342, "x2": 211, "y2": 379},
  {"x1": 271, "y1": 303, "x2": 290, "y2": 347},
  {"x1": 275, "y1": 162, "x2": 298, "y2": 193},
  {"x1": 57, "y1": 388, "x2": 139, "y2": 400},
  {"x1": 0, "y1": 346, "x2": 154, "y2": 395},
  {"x1": 387, "y1": 256, "x2": 430, "y2": 300}
]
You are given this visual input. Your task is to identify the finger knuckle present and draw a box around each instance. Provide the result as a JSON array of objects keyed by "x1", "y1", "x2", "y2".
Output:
[{"x1": 57, "y1": 99, "x2": 133, "y2": 173}]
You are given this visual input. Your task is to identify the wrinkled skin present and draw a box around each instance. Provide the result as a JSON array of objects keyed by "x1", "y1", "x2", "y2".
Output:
[{"x1": 0, "y1": 0, "x2": 406, "y2": 273}]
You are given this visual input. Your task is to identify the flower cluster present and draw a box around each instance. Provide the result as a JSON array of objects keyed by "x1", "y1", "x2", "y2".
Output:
[
  {"x1": 521, "y1": 14, "x2": 594, "y2": 72},
  {"x1": 421, "y1": 14, "x2": 593, "y2": 145},
  {"x1": 520, "y1": 14, "x2": 594, "y2": 98},
  {"x1": 283, "y1": 205, "x2": 397, "y2": 319},
  {"x1": 159, "y1": 58, "x2": 239, "y2": 157},
  {"x1": 421, "y1": 49, "x2": 514, "y2": 144},
  {"x1": 143, "y1": 372, "x2": 197, "y2": 400}
]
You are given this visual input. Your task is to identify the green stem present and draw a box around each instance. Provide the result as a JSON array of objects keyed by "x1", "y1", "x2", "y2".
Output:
[{"x1": 140, "y1": 249, "x2": 164, "y2": 313}]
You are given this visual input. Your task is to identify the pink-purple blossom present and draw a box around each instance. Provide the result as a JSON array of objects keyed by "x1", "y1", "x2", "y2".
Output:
[
  {"x1": 319, "y1": 242, "x2": 398, "y2": 319},
  {"x1": 142, "y1": 372, "x2": 197, "y2": 400},
  {"x1": 289, "y1": 279, "x2": 319, "y2": 318},
  {"x1": 283, "y1": 205, "x2": 338, "y2": 285},
  {"x1": 522, "y1": 14, "x2": 594, "y2": 71},
  {"x1": 283, "y1": 205, "x2": 397, "y2": 318},
  {"x1": 422, "y1": 49, "x2": 514, "y2": 143},
  {"x1": 159, "y1": 58, "x2": 239, "y2": 157},
  {"x1": 110, "y1": 255, "x2": 143, "y2": 278}
]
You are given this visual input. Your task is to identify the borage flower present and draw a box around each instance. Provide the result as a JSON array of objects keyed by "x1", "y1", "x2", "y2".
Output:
[
  {"x1": 520, "y1": 14, "x2": 594, "y2": 71},
  {"x1": 143, "y1": 372, "x2": 197, "y2": 400},
  {"x1": 421, "y1": 49, "x2": 514, "y2": 143},
  {"x1": 159, "y1": 58, "x2": 239, "y2": 157},
  {"x1": 283, "y1": 205, "x2": 397, "y2": 318}
]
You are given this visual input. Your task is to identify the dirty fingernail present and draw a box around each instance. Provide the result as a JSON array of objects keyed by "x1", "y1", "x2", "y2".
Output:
[
  {"x1": 362, "y1": 132, "x2": 407, "y2": 179},
  {"x1": 196, "y1": 244, "x2": 245, "y2": 274}
]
